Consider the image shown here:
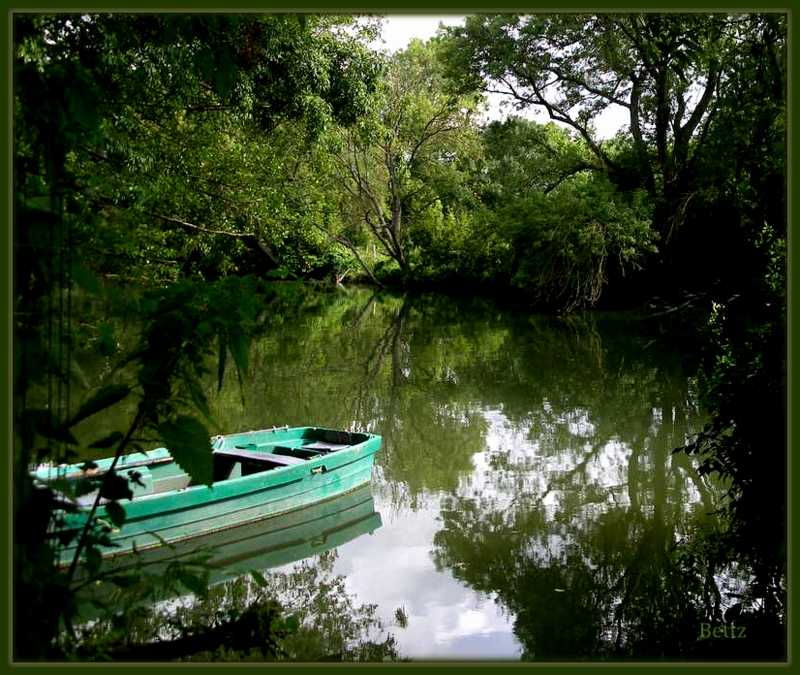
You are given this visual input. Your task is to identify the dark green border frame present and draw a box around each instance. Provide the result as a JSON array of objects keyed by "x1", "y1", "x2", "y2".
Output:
[{"x1": 1, "y1": 2, "x2": 795, "y2": 673}]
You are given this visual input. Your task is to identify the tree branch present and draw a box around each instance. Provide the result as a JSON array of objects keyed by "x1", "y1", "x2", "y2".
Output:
[
  {"x1": 151, "y1": 213, "x2": 251, "y2": 238},
  {"x1": 501, "y1": 73, "x2": 620, "y2": 174},
  {"x1": 542, "y1": 163, "x2": 595, "y2": 194}
]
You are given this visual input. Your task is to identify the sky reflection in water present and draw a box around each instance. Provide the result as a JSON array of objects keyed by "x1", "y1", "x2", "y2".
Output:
[{"x1": 236, "y1": 286, "x2": 711, "y2": 659}]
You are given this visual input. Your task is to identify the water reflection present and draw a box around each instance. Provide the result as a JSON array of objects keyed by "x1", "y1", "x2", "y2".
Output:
[
  {"x1": 81, "y1": 485, "x2": 382, "y2": 594},
  {"x1": 72, "y1": 283, "x2": 737, "y2": 659}
]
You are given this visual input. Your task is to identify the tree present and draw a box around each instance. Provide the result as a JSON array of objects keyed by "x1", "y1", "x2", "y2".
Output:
[
  {"x1": 333, "y1": 38, "x2": 482, "y2": 278},
  {"x1": 15, "y1": 14, "x2": 382, "y2": 284},
  {"x1": 442, "y1": 14, "x2": 749, "y2": 241},
  {"x1": 675, "y1": 14, "x2": 786, "y2": 629},
  {"x1": 421, "y1": 117, "x2": 656, "y2": 310}
]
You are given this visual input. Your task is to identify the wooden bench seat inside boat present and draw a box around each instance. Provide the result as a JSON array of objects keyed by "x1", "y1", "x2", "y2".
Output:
[
  {"x1": 274, "y1": 446, "x2": 323, "y2": 460},
  {"x1": 213, "y1": 446, "x2": 308, "y2": 480},
  {"x1": 301, "y1": 441, "x2": 349, "y2": 452},
  {"x1": 218, "y1": 447, "x2": 306, "y2": 466}
]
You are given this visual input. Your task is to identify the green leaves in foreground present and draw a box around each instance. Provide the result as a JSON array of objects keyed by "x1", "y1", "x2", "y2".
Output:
[
  {"x1": 67, "y1": 385, "x2": 131, "y2": 428},
  {"x1": 89, "y1": 431, "x2": 125, "y2": 449},
  {"x1": 158, "y1": 416, "x2": 214, "y2": 486},
  {"x1": 217, "y1": 326, "x2": 249, "y2": 405},
  {"x1": 104, "y1": 501, "x2": 127, "y2": 528},
  {"x1": 23, "y1": 409, "x2": 79, "y2": 446}
]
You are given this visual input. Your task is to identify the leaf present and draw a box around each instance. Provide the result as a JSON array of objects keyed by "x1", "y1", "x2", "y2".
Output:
[
  {"x1": 158, "y1": 416, "x2": 213, "y2": 486},
  {"x1": 177, "y1": 569, "x2": 209, "y2": 598},
  {"x1": 217, "y1": 331, "x2": 227, "y2": 392},
  {"x1": 89, "y1": 431, "x2": 125, "y2": 449},
  {"x1": 105, "y1": 501, "x2": 127, "y2": 528},
  {"x1": 25, "y1": 409, "x2": 78, "y2": 445},
  {"x1": 250, "y1": 569, "x2": 269, "y2": 588},
  {"x1": 67, "y1": 385, "x2": 131, "y2": 428},
  {"x1": 85, "y1": 546, "x2": 103, "y2": 575},
  {"x1": 74, "y1": 478, "x2": 97, "y2": 497},
  {"x1": 128, "y1": 470, "x2": 146, "y2": 488},
  {"x1": 99, "y1": 471, "x2": 134, "y2": 501},
  {"x1": 70, "y1": 262, "x2": 101, "y2": 293}
]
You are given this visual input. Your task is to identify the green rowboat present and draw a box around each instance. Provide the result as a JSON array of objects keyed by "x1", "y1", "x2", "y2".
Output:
[{"x1": 34, "y1": 426, "x2": 382, "y2": 565}]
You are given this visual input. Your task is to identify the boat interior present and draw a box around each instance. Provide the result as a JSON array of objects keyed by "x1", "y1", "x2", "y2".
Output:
[{"x1": 212, "y1": 430, "x2": 365, "y2": 481}]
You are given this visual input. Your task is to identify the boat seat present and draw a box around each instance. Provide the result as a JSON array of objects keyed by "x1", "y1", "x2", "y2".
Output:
[
  {"x1": 215, "y1": 447, "x2": 306, "y2": 466},
  {"x1": 301, "y1": 441, "x2": 349, "y2": 452},
  {"x1": 152, "y1": 473, "x2": 192, "y2": 493},
  {"x1": 274, "y1": 446, "x2": 321, "y2": 460}
]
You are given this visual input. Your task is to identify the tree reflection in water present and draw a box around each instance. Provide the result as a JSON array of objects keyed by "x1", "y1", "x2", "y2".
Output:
[
  {"x1": 72, "y1": 551, "x2": 403, "y2": 661},
  {"x1": 69, "y1": 283, "x2": 784, "y2": 660}
]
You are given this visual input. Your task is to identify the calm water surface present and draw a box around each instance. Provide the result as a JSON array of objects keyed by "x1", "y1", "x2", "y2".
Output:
[{"x1": 73, "y1": 283, "x2": 716, "y2": 659}]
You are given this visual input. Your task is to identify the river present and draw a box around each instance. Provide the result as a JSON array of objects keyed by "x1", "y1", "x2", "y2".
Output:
[{"x1": 68, "y1": 282, "x2": 722, "y2": 660}]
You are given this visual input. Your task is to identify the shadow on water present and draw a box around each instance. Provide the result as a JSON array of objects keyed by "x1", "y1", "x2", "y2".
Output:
[{"x1": 66, "y1": 281, "x2": 784, "y2": 660}]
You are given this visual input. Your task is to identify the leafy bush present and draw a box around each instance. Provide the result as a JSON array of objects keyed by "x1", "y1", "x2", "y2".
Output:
[{"x1": 502, "y1": 175, "x2": 654, "y2": 310}]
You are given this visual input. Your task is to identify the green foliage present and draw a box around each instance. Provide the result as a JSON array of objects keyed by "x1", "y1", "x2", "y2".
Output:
[
  {"x1": 14, "y1": 274, "x2": 273, "y2": 657},
  {"x1": 680, "y1": 224, "x2": 786, "y2": 606},
  {"x1": 674, "y1": 14, "x2": 786, "y2": 292},
  {"x1": 12, "y1": 8, "x2": 787, "y2": 662},
  {"x1": 98, "y1": 471, "x2": 134, "y2": 501},
  {"x1": 441, "y1": 13, "x2": 787, "y2": 301},
  {"x1": 133, "y1": 276, "x2": 264, "y2": 425},
  {"x1": 408, "y1": 118, "x2": 657, "y2": 310},
  {"x1": 441, "y1": 15, "x2": 730, "y2": 213},
  {"x1": 662, "y1": 14, "x2": 787, "y2": 613},
  {"x1": 65, "y1": 552, "x2": 400, "y2": 661},
  {"x1": 504, "y1": 174, "x2": 656, "y2": 310},
  {"x1": 333, "y1": 38, "x2": 482, "y2": 276},
  {"x1": 158, "y1": 417, "x2": 213, "y2": 486},
  {"x1": 104, "y1": 501, "x2": 127, "y2": 528},
  {"x1": 15, "y1": 14, "x2": 382, "y2": 286},
  {"x1": 262, "y1": 552, "x2": 400, "y2": 661},
  {"x1": 666, "y1": 16, "x2": 787, "y2": 639}
]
